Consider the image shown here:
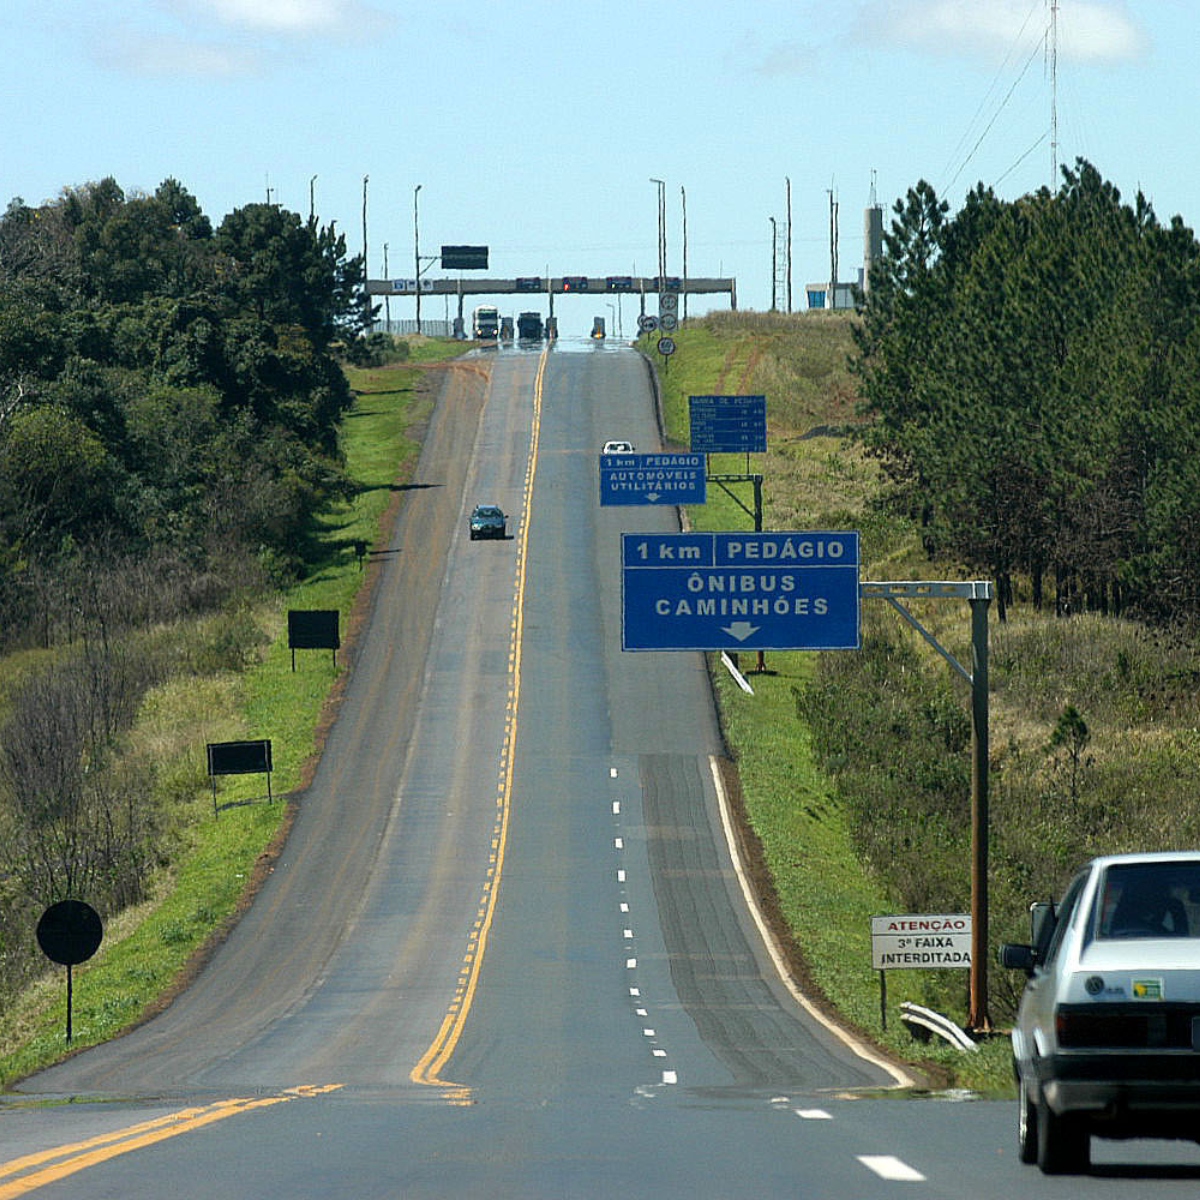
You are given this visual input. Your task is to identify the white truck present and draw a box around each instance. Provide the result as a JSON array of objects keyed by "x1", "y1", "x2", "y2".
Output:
[{"x1": 472, "y1": 305, "x2": 500, "y2": 340}]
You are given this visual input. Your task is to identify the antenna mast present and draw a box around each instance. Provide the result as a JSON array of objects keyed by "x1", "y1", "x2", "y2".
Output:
[{"x1": 1049, "y1": 0, "x2": 1059, "y2": 185}]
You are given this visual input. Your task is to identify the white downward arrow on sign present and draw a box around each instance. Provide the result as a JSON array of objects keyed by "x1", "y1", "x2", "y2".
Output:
[
  {"x1": 644, "y1": 492, "x2": 661, "y2": 503},
  {"x1": 723, "y1": 622, "x2": 760, "y2": 641}
]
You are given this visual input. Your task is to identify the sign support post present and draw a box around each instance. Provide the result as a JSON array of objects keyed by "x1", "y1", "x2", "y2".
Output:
[{"x1": 861, "y1": 582, "x2": 993, "y2": 1031}]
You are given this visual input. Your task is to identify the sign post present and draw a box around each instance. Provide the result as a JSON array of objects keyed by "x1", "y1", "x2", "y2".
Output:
[{"x1": 36, "y1": 900, "x2": 104, "y2": 1042}]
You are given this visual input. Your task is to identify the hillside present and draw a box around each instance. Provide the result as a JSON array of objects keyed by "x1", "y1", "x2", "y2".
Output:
[{"x1": 649, "y1": 309, "x2": 1200, "y2": 1088}]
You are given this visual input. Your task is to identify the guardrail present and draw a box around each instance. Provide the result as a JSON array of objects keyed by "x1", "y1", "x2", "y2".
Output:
[{"x1": 899, "y1": 1002, "x2": 979, "y2": 1052}]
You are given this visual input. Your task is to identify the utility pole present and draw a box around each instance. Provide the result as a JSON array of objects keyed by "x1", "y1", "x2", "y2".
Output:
[
  {"x1": 785, "y1": 176, "x2": 793, "y2": 314},
  {"x1": 361, "y1": 175, "x2": 369, "y2": 291},
  {"x1": 681, "y1": 185, "x2": 688, "y2": 321},
  {"x1": 650, "y1": 178, "x2": 666, "y2": 290},
  {"x1": 383, "y1": 243, "x2": 390, "y2": 329},
  {"x1": 413, "y1": 183, "x2": 423, "y2": 334},
  {"x1": 828, "y1": 187, "x2": 839, "y2": 308}
]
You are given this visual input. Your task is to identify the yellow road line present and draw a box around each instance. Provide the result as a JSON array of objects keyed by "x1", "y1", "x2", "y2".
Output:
[
  {"x1": 410, "y1": 348, "x2": 547, "y2": 1094},
  {"x1": 0, "y1": 1085, "x2": 342, "y2": 1198}
]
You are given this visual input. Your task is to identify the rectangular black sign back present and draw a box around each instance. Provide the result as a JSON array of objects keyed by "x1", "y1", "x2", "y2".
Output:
[
  {"x1": 288, "y1": 609, "x2": 340, "y2": 650},
  {"x1": 207, "y1": 739, "x2": 273, "y2": 776},
  {"x1": 441, "y1": 244, "x2": 488, "y2": 270}
]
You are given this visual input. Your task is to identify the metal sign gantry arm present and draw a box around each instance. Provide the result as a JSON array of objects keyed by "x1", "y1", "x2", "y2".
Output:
[{"x1": 861, "y1": 580, "x2": 993, "y2": 1032}]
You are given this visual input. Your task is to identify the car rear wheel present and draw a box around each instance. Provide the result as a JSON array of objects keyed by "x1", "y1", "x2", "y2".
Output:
[
  {"x1": 1036, "y1": 1098, "x2": 1089, "y2": 1175},
  {"x1": 1017, "y1": 1075, "x2": 1038, "y2": 1164}
]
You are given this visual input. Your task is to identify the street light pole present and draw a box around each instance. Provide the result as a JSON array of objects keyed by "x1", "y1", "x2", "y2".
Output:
[
  {"x1": 650, "y1": 178, "x2": 665, "y2": 292},
  {"x1": 383, "y1": 243, "x2": 390, "y2": 329},
  {"x1": 413, "y1": 184, "x2": 423, "y2": 335},
  {"x1": 680, "y1": 184, "x2": 688, "y2": 321}
]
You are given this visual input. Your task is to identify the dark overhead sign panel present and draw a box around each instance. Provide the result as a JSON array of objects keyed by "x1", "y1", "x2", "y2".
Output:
[{"x1": 441, "y1": 245, "x2": 488, "y2": 270}]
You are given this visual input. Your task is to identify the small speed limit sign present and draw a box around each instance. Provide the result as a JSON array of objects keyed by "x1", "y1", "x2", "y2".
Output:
[{"x1": 657, "y1": 336, "x2": 676, "y2": 357}]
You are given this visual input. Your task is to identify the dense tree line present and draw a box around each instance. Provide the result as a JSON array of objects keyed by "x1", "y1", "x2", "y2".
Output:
[
  {"x1": 0, "y1": 176, "x2": 373, "y2": 650},
  {"x1": 852, "y1": 159, "x2": 1200, "y2": 623},
  {"x1": 0, "y1": 178, "x2": 371, "y2": 1002}
]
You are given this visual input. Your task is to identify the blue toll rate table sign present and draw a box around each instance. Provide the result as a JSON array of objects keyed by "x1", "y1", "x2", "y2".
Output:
[
  {"x1": 688, "y1": 395, "x2": 767, "y2": 454},
  {"x1": 622, "y1": 531, "x2": 860, "y2": 651},
  {"x1": 599, "y1": 453, "x2": 707, "y2": 506}
]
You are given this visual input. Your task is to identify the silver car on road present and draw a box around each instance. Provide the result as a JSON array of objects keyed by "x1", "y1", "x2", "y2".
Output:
[{"x1": 1001, "y1": 851, "x2": 1200, "y2": 1174}]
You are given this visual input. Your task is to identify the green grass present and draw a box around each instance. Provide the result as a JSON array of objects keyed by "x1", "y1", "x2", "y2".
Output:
[
  {"x1": 649, "y1": 313, "x2": 1013, "y2": 1090},
  {"x1": 2, "y1": 321, "x2": 1021, "y2": 1094},
  {"x1": 0, "y1": 341, "x2": 463, "y2": 1088}
]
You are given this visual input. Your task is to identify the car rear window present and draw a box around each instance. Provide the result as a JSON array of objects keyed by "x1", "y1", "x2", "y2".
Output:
[{"x1": 1096, "y1": 862, "x2": 1200, "y2": 939}]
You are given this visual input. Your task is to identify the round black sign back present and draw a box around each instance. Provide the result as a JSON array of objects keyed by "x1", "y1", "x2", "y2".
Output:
[{"x1": 36, "y1": 900, "x2": 104, "y2": 966}]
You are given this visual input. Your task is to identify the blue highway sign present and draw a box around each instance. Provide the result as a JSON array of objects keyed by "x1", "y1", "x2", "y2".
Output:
[
  {"x1": 689, "y1": 394, "x2": 767, "y2": 454},
  {"x1": 621, "y1": 531, "x2": 860, "y2": 651},
  {"x1": 600, "y1": 453, "x2": 707, "y2": 507}
]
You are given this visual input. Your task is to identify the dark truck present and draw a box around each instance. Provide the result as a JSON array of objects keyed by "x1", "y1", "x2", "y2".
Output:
[{"x1": 517, "y1": 312, "x2": 543, "y2": 341}]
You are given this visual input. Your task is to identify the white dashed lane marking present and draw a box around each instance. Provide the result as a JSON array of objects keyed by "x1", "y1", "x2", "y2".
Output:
[{"x1": 858, "y1": 1155, "x2": 926, "y2": 1182}]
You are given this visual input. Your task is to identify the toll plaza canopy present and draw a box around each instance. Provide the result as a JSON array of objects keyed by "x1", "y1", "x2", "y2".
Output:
[{"x1": 366, "y1": 275, "x2": 736, "y2": 306}]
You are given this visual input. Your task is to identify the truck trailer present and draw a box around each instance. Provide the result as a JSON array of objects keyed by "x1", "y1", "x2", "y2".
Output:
[{"x1": 517, "y1": 311, "x2": 543, "y2": 340}]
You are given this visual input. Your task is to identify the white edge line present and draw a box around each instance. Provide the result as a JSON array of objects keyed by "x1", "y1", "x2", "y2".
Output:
[{"x1": 707, "y1": 755, "x2": 917, "y2": 1089}]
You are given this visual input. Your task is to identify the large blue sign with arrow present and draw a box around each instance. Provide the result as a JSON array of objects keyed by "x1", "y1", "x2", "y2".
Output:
[
  {"x1": 621, "y1": 531, "x2": 860, "y2": 651},
  {"x1": 599, "y1": 453, "x2": 707, "y2": 506}
]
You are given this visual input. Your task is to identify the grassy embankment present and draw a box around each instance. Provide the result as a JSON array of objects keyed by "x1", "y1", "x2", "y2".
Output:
[
  {"x1": 648, "y1": 311, "x2": 1015, "y2": 1092},
  {"x1": 0, "y1": 340, "x2": 462, "y2": 1088}
]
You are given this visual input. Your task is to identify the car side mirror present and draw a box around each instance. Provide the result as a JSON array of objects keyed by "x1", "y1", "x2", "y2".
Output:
[
  {"x1": 1029, "y1": 900, "x2": 1057, "y2": 960},
  {"x1": 999, "y1": 942, "x2": 1036, "y2": 975}
]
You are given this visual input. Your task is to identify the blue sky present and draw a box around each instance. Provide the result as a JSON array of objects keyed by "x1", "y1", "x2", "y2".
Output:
[{"x1": 1, "y1": 1, "x2": 1191, "y2": 334}]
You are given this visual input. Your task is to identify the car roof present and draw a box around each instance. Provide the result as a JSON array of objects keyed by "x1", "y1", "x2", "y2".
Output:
[{"x1": 1087, "y1": 851, "x2": 1200, "y2": 870}]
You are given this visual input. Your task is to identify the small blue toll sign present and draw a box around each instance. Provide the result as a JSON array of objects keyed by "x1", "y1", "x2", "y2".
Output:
[
  {"x1": 621, "y1": 531, "x2": 860, "y2": 651},
  {"x1": 599, "y1": 453, "x2": 706, "y2": 507}
]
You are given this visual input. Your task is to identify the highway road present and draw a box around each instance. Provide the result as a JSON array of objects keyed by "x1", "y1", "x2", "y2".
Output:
[{"x1": 5, "y1": 342, "x2": 1200, "y2": 1196}]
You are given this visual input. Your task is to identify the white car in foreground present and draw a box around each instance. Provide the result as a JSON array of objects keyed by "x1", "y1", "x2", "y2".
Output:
[{"x1": 1001, "y1": 851, "x2": 1200, "y2": 1174}]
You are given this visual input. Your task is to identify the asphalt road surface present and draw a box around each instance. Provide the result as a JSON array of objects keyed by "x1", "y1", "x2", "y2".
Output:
[{"x1": 6, "y1": 341, "x2": 1200, "y2": 1198}]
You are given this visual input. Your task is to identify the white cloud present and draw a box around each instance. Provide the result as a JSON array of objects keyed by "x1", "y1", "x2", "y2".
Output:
[
  {"x1": 96, "y1": 32, "x2": 261, "y2": 77},
  {"x1": 853, "y1": 0, "x2": 1148, "y2": 65},
  {"x1": 166, "y1": 0, "x2": 391, "y2": 38}
]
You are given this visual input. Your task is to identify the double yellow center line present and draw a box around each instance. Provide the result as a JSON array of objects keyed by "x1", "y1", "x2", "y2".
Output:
[
  {"x1": 0, "y1": 1085, "x2": 342, "y2": 1198},
  {"x1": 409, "y1": 349, "x2": 547, "y2": 1094}
]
